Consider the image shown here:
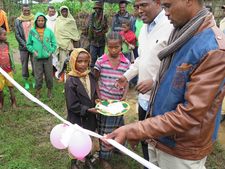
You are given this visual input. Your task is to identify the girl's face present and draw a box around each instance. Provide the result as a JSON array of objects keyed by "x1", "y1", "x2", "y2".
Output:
[
  {"x1": 0, "y1": 30, "x2": 7, "y2": 42},
  {"x1": 36, "y1": 16, "x2": 45, "y2": 28},
  {"x1": 75, "y1": 52, "x2": 90, "y2": 73},
  {"x1": 107, "y1": 39, "x2": 122, "y2": 58}
]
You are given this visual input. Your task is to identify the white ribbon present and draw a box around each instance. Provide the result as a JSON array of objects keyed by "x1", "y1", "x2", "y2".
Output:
[{"x1": 0, "y1": 67, "x2": 160, "y2": 169}]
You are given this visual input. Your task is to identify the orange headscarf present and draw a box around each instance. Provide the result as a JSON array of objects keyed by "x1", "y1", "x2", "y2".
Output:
[
  {"x1": 0, "y1": 10, "x2": 9, "y2": 32},
  {"x1": 68, "y1": 48, "x2": 91, "y2": 77}
]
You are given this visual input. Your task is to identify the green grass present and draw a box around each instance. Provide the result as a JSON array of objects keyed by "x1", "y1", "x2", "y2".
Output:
[
  {"x1": 0, "y1": 64, "x2": 143, "y2": 169},
  {"x1": 2, "y1": 26, "x2": 225, "y2": 169},
  {"x1": 0, "y1": 65, "x2": 225, "y2": 169},
  {"x1": 7, "y1": 32, "x2": 18, "y2": 50}
]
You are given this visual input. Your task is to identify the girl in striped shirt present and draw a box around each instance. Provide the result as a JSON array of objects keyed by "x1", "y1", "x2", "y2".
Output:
[{"x1": 94, "y1": 31, "x2": 130, "y2": 168}]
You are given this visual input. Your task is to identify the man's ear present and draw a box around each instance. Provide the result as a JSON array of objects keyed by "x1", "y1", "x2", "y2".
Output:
[{"x1": 186, "y1": 0, "x2": 194, "y2": 7}]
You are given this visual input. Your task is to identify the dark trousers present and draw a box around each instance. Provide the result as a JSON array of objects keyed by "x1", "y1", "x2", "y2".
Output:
[
  {"x1": 90, "y1": 45, "x2": 105, "y2": 68},
  {"x1": 138, "y1": 105, "x2": 149, "y2": 169},
  {"x1": 19, "y1": 50, "x2": 34, "y2": 79},
  {"x1": 33, "y1": 56, "x2": 53, "y2": 90}
]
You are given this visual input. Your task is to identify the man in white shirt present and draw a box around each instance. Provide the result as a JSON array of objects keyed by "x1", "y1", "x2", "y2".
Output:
[
  {"x1": 116, "y1": 0, "x2": 173, "y2": 168},
  {"x1": 46, "y1": 6, "x2": 58, "y2": 33}
]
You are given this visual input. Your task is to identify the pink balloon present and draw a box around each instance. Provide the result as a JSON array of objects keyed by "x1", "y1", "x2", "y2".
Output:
[
  {"x1": 50, "y1": 124, "x2": 69, "y2": 149},
  {"x1": 68, "y1": 131, "x2": 92, "y2": 160}
]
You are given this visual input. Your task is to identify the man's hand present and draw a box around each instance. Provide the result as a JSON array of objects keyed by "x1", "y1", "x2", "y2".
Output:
[
  {"x1": 102, "y1": 126, "x2": 127, "y2": 150},
  {"x1": 115, "y1": 76, "x2": 128, "y2": 89},
  {"x1": 136, "y1": 79, "x2": 154, "y2": 94},
  {"x1": 103, "y1": 125, "x2": 139, "y2": 150}
]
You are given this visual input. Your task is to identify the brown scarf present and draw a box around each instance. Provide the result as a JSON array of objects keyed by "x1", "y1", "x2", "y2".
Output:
[{"x1": 147, "y1": 8, "x2": 209, "y2": 116}]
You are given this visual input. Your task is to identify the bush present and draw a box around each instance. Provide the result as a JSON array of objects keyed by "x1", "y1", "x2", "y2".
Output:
[{"x1": 4, "y1": 0, "x2": 134, "y2": 31}]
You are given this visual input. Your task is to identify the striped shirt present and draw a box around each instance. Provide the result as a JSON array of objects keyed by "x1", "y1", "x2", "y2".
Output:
[{"x1": 94, "y1": 53, "x2": 130, "y2": 100}]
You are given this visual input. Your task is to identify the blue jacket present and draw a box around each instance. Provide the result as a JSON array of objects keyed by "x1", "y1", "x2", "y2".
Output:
[{"x1": 125, "y1": 14, "x2": 225, "y2": 160}]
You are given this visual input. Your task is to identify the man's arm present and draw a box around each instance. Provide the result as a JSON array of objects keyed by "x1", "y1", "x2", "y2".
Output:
[
  {"x1": 14, "y1": 20, "x2": 26, "y2": 48},
  {"x1": 107, "y1": 50, "x2": 225, "y2": 143}
]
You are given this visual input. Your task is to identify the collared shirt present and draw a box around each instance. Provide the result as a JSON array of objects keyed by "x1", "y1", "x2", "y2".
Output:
[
  {"x1": 94, "y1": 53, "x2": 130, "y2": 100},
  {"x1": 147, "y1": 10, "x2": 165, "y2": 33},
  {"x1": 139, "y1": 10, "x2": 166, "y2": 110}
]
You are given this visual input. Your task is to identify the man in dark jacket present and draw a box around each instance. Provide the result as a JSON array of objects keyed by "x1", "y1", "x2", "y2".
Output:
[
  {"x1": 15, "y1": 4, "x2": 34, "y2": 90},
  {"x1": 88, "y1": 2, "x2": 108, "y2": 68},
  {"x1": 111, "y1": 1, "x2": 134, "y2": 32}
]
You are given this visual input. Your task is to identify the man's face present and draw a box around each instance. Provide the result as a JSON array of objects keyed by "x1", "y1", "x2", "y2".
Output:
[
  {"x1": 134, "y1": 0, "x2": 159, "y2": 24},
  {"x1": 22, "y1": 6, "x2": 31, "y2": 16},
  {"x1": 48, "y1": 8, "x2": 56, "y2": 17},
  {"x1": 119, "y1": 3, "x2": 127, "y2": 15},
  {"x1": 161, "y1": 0, "x2": 191, "y2": 28},
  {"x1": 61, "y1": 9, "x2": 68, "y2": 18}
]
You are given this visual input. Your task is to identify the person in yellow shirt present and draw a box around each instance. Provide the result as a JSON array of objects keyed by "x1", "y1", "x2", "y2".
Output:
[{"x1": 0, "y1": 8, "x2": 10, "y2": 33}]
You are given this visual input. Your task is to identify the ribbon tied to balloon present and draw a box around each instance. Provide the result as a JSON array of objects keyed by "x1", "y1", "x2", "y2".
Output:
[
  {"x1": 50, "y1": 124, "x2": 92, "y2": 160},
  {"x1": 0, "y1": 67, "x2": 160, "y2": 169}
]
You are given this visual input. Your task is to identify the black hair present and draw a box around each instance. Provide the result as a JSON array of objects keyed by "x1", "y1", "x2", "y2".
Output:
[
  {"x1": 106, "y1": 31, "x2": 122, "y2": 44},
  {"x1": 119, "y1": 1, "x2": 127, "y2": 6},
  {"x1": 47, "y1": 6, "x2": 55, "y2": 11},
  {"x1": 22, "y1": 4, "x2": 30, "y2": 9}
]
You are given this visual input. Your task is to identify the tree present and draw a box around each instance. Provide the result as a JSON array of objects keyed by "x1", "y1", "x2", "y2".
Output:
[{"x1": 0, "y1": 0, "x2": 3, "y2": 9}]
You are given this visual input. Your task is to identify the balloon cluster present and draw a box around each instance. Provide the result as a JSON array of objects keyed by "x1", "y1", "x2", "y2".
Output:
[{"x1": 50, "y1": 124, "x2": 92, "y2": 160}]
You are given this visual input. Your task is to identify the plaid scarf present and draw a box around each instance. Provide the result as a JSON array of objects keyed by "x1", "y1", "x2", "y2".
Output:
[{"x1": 147, "y1": 8, "x2": 209, "y2": 116}]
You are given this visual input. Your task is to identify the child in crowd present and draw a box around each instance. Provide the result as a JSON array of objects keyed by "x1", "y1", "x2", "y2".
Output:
[
  {"x1": 0, "y1": 28, "x2": 16, "y2": 110},
  {"x1": 94, "y1": 32, "x2": 130, "y2": 169},
  {"x1": 65, "y1": 48, "x2": 98, "y2": 169},
  {"x1": 119, "y1": 19, "x2": 136, "y2": 62},
  {"x1": 26, "y1": 12, "x2": 57, "y2": 99}
]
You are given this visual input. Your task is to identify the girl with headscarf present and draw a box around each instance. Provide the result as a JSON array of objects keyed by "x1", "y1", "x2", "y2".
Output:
[
  {"x1": 55, "y1": 6, "x2": 80, "y2": 82},
  {"x1": 65, "y1": 48, "x2": 98, "y2": 169}
]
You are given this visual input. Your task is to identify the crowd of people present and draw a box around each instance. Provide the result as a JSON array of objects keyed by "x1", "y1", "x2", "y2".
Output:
[{"x1": 0, "y1": 0, "x2": 225, "y2": 169}]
